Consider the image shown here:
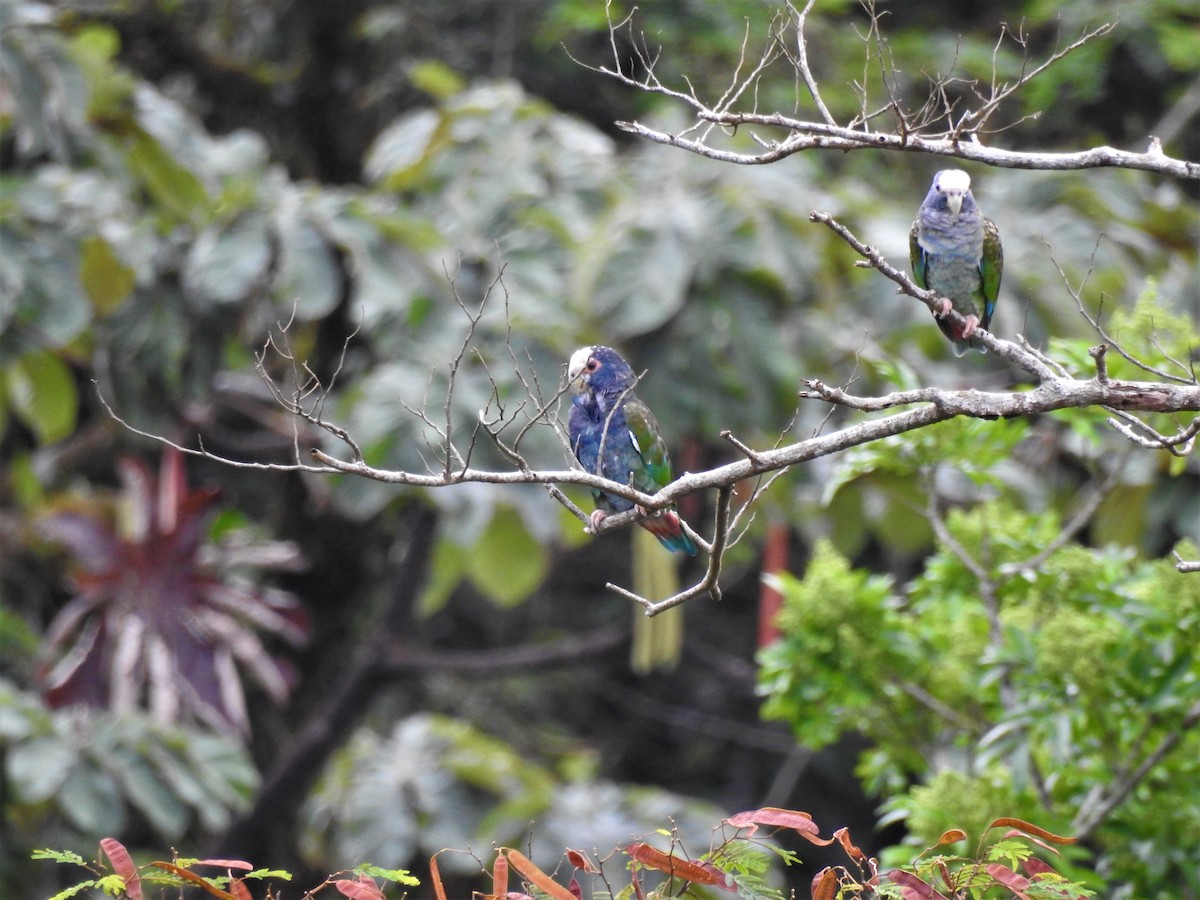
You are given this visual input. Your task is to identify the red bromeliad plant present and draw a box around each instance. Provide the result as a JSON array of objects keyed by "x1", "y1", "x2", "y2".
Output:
[{"x1": 36, "y1": 449, "x2": 309, "y2": 733}]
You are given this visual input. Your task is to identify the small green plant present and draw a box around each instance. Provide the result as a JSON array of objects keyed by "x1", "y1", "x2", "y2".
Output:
[
  {"x1": 34, "y1": 837, "x2": 417, "y2": 900},
  {"x1": 34, "y1": 811, "x2": 1092, "y2": 900}
]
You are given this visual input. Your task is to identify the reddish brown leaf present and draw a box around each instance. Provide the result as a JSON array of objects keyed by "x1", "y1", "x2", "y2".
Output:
[
  {"x1": 493, "y1": 852, "x2": 509, "y2": 898},
  {"x1": 430, "y1": 854, "x2": 448, "y2": 900},
  {"x1": 833, "y1": 827, "x2": 865, "y2": 862},
  {"x1": 503, "y1": 849, "x2": 577, "y2": 900},
  {"x1": 566, "y1": 849, "x2": 597, "y2": 874},
  {"x1": 100, "y1": 838, "x2": 142, "y2": 900},
  {"x1": 725, "y1": 807, "x2": 813, "y2": 832},
  {"x1": 568, "y1": 877, "x2": 583, "y2": 900},
  {"x1": 624, "y1": 843, "x2": 725, "y2": 887},
  {"x1": 724, "y1": 808, "x2": 833, "y2": 845},
  {"x1": 887, "y1": 870, "x2": 951, "y2": 900},
  {"x1": 334, "y1": 875, "x2": 386, "y2": 900},
  {"x1": 985, "y1": 864, "x2": 1030, "y2": 898},
  {"x1": 985, "y1": 819, "x2": 1077, "y2": 845},
  {"x1": 935, "y1": 829, "x2": 967, "y2": 846},
  {"x1": 1022, "y1": 858, "x2": 1058, "y2": 877},
  {"x1": 191, "y1": 859, "x2": 255, "y2": 871},
  {"x1": 150, "y1": 862, "x2": 234, "y2": 900},
  {"x1": 230, "y1": 879, "x2": 253, "y2": 900},
  {"x1": 810, "y1": 867, "x2": 837, "y2": 900}
]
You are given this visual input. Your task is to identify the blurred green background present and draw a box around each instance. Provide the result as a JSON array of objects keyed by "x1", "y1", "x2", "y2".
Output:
[{"x1": 2, "y1": 0, "x2": 1198, "y2": 897}]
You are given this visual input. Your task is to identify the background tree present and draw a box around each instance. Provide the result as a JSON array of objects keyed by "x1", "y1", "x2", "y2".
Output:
[{"x1": 1, "y1": 0, "x2": 1197, "y2": 898}]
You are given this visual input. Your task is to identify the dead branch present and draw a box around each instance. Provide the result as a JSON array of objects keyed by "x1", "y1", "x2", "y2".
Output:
[{"x1": 595, "y1": 5, "x2": 1198, "y2": 179}]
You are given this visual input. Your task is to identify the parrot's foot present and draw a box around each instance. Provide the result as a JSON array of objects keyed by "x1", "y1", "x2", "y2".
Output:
[
  {"x1": 936, "y1": 297, "x2": 953, "y2": 318},
  {"x1": 588, "y1": 509, "x2": 608, "y2": 532},
  {"x1": 961, "y1": 314, "x2": 980, "y2": 339}
]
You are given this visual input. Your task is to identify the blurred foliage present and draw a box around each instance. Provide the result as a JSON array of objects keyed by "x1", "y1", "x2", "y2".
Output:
[
  {"x1": 1, "y1": 0, "x2": 1197, "y2": 896},
  {"x1": 0, "y1": 678, "x2": 257, "y2": 881},
  {"x1": 300, "y1": 712, "x2": 726, "y2": 875}
]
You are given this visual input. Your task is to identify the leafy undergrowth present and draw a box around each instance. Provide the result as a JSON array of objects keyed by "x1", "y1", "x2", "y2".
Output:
[{"x1": 36, "y1": 808, "x2": 1093, "y2": 900}]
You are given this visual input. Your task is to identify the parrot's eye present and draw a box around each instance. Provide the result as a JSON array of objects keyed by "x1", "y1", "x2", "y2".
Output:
[{"x1": 585, "y1": 359, "x2": 600, "y2": 372}]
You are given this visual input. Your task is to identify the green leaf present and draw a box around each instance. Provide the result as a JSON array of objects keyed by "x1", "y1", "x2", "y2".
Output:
[
  {"x1": 58, "y1": 762, "x2": 126, "y2": 835},
  {"x1": 7, "y1": 736, "x2": 76, "y2": 802},
  {"x1": 46, "y1": 878, "x2": 105, "y2": 900},
  {"x1": 466, "y1": 505, "x2": 549, "y2": 607},
  {"x1": 184, "y1": 212, "x2": 272, "y2": 307},
  {"x1": 408, "y1": 60, "x2": 465, "y2": 99},
  {"x1": 79, "y1": 235, "x2": 136, "y2": 314},
  {"x1": 273, "y1": 216, "x2": 340, "y2": 319},
  {"x1": 365, "y1": 109, "x2": 442, "y2": 189},
  {"x1": 4, "y1": 350, "x2": 78, "y2": 444},
  {"x1": 125, "y1": 130, "x2": 210, "y2": 224},
  {"x1": 31, "y1": 848, "x2": 89, "y2": 866},
  {"x1": 353, "y1": 864, "x2": 421, "y2": 886},
  {"x1": 418, "y1": 537, "x2": 470, "y2": 616},
  {"x1": 107, "y1": 746, "x2": 191, "y2": 839}
]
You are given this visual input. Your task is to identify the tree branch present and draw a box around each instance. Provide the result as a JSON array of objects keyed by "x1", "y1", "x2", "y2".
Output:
[{"x1": 599, "y1": 5, "x2": 1197, "y2": 179}]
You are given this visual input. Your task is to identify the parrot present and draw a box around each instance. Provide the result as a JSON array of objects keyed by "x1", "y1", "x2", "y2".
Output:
[
  {"x1": 909, "y1": 168, "x2": 1003, "y2": 356},
  {"x1": 567, "y1": 345, "x2": 696, "y2": 673},
  {"x1": 566, "y1": 345, "x2": 696, "y2": 555}
]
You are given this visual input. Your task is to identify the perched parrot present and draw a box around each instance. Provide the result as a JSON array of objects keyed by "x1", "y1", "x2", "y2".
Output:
[
  {"x1": 567, "y1": 345, "x2": 695, "y2": 673},
  {"x1": 909, "y1": 169, "x2": 1003, "y2": 356},
  {"x1": 566, "y1": 345, "x2": 696, "y2": 555}
]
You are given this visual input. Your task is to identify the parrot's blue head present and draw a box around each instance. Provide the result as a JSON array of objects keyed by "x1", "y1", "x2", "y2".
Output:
[{"x1": 567, "y1": 345, "x2": 637, "y2": 396}]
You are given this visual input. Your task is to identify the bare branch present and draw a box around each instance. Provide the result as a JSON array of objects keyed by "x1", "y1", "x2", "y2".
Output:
[
  {"x1": 600, "y1": 7, "x2": 1198, "y2": 178},
  {"x1": 617, "y1": 115, "x2": 1198, "y2": 178},
  {"x1": 1174, "y1": 552, "x2": 1200, "y2": 574}
]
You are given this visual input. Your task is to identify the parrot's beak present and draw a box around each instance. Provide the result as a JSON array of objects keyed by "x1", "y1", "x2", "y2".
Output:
[{"x1": 946, "y1": 192, "x2": 964, "y2": 216}]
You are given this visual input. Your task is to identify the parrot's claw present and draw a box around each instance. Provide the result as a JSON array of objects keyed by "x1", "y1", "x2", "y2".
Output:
[
  {"x1": 961, "y1": 314, "x2": 980, "y2": 339},
  {"x1": 588, "y1": 509, "x2": 608, "y2": 532},
  {"x1": 936, "y1": 297, "x2": 953, "y2": 318}
]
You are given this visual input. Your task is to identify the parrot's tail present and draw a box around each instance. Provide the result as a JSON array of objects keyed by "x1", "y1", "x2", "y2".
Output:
[{"x1": 639, "y1": 509, "x2": 698, "y2": 556}]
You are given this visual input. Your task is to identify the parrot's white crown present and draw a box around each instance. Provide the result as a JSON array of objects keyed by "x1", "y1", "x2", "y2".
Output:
[
  {"x1": 936, "y1": 169, "x2": 971, "y2": 193},
  {"x1": 567, "y1": 346, "x2": 595, "y2": 380}
]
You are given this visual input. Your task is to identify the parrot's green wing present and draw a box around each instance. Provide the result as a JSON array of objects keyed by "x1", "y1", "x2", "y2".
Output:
[
  {"x1": 622, "y1": 397, "x2": 673, "y2": 492},
  {"x1": 909, "y1": 220, "x2": 928, "y2": 290},
  {"x1": 979, "y1": 217, "x2": 1003, "y2": 329}
]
